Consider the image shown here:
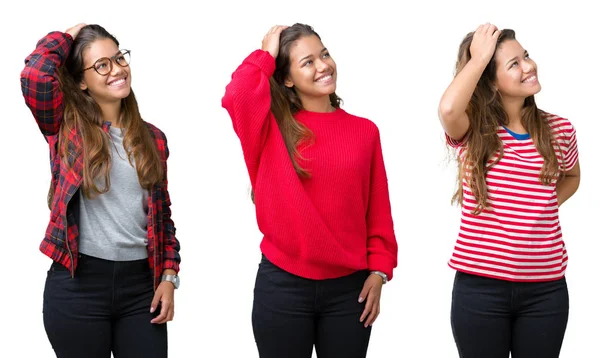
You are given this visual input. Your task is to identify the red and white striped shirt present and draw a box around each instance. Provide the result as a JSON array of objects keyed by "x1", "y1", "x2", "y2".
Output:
[{"x1": 446, "y1": 113, "x2": 579, "y2": 282}]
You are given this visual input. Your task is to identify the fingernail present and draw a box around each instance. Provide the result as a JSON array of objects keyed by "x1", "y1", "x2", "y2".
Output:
[
  {"x1": 150, "y1": 307, "x2": 155, "y2": 313},
  {"x1": 358, "y1": 297, "x2": 364, "y2": 303}
]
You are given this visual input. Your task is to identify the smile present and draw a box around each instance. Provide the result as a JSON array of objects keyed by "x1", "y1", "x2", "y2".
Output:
[
  {"x1": 521, "y1": 75, "x2": 537, "y2": 83},
  {"x1": 108, "y1": 77, "x2": 127, "y2": 86},
  {"x1": 315, "y1": 74, "x2": 333, "y2": 83}
]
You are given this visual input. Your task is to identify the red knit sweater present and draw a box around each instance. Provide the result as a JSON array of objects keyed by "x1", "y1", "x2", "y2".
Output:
[{"x1": 222, "y1": 50, "x2": 398, "y2": 280}]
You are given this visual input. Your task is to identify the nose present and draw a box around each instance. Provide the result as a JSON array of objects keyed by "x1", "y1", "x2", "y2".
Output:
[
  {"x1": 316, "y1": 59, "x2": 330, "y2": 72},
  {"x1": 522, "y1": 60, "x2": 534, "y2": 73},
  {"x1": 110, "y1": 59, "x2": 124, "y2": 76}
]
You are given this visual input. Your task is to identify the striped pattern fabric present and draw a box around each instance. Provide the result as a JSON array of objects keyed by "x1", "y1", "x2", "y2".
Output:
[{"x1": 446, "y1": 113, "x2": 578, "y2": 282}]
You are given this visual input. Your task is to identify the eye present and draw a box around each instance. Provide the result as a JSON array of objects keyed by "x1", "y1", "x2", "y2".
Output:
[
  {"x1": 322, "y1": 52, "x2": 330, "y2": 58},
  {"x1": 302, "y1": 60, "x2": 313, "y2": 67},
  {"x1": 524, "y1": 54, "x2": 530, "y2": 60},
  {"x1": 510, "y1": 61, "x2": 518, "y2": 68}
]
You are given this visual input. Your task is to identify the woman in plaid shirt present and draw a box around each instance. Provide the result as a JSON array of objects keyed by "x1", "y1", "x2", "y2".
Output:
[{"x1": 20, "y1": 23, "x2": 181, "y2": 358}]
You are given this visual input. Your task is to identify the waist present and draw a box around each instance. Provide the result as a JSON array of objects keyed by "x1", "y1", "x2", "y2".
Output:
[
  {"x1": 55, "y1": 253, "x2": 151, "y2": 275},
  {"x1": 260, "y1": 239, "x2": 368, "y2": 280}
]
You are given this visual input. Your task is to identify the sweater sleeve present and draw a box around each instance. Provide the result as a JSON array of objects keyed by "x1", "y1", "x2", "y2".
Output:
[
  {"x1": 20, "y1": 31, "x2": 72, "y2": 138},
  {"x1": 365, "y1": 127, "x2": 398, "y2": 281},
  {"x1": 221, "y1": 50, "x2": 276, "y2": 186}
]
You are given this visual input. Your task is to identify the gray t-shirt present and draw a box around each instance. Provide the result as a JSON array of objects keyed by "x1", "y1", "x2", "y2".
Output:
[{"x1": 78, "y1": 126, "x2": 149, "y2": 261}]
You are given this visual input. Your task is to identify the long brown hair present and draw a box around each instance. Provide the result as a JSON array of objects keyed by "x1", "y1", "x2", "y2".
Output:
[
  {"x1": 57, "y1": 24, "x2": 162, "y2": 199},
  {"x1": 452, "y1": 29, "x2": 560, "y2": 214},
  {"x1": 270, "y1": 23, "x2": 342, "y2": 178}
]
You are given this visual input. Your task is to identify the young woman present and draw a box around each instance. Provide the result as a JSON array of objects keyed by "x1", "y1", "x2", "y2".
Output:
[
  {"x1": 439, "y1": 23, "x2": 580, "y2": 358},
  {"x1": 21, "y1": 23, "x2": 181, "y2": 358},
  {"x1": 222, "y1": 24, "x2": 398, "y2": 358}
]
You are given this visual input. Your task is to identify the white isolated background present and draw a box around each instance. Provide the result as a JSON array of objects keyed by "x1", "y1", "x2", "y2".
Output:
[{"x1": 1, "y1": 0, "x2": 598, "y2": 357}]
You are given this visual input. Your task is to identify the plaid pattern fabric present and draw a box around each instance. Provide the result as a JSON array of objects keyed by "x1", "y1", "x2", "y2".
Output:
[{"x1": 21, "y1": 31, "x2": 180, "y2": 288}]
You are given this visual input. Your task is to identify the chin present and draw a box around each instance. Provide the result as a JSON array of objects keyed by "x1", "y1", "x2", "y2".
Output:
[
  {"x1": 525, "y1": 86, "x2": 541, "y2": 97},
  {"x1": 114, "y1": 87, "x2": 132, "y2": 99},
  {"x1": 322, "y1": 84, "x2": 337, "y2": 96}
]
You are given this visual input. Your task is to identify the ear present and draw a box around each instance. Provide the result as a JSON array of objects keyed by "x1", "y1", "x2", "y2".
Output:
[
  {"x1": 491, "y1": 81, "x2": 498, "y2": 92},
  {"x1": 79, "y1": 80, "x2": 88, "y2": 91},
  {"x1": 284, "y1": 76, "x2": 294, "y2": 88}
]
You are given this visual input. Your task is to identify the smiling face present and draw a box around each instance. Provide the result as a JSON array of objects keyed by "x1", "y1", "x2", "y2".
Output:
[
  {"x1": 284, "y1": 34, "x2": 337, "y2": 104},
  {"x1": 79, "y1": 38, "x2": 131, "y2": 105},
  {"x1": 493, "y1": 39, "x2": 541, "y2": 99}
]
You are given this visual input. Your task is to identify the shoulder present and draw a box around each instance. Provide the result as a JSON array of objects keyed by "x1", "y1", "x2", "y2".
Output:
[
  {"x1": 144, "y1": 121, "x2": 168, "y2": 141},
  {"x1": 339, "y1": 109, "x2": 380, "y2": 135},
  {"x1": 143, "y1": 121, "x2": 170, "y2": 159},
  {"x1": 540, "y1": 110, "x2": 576, "y2": 136}
]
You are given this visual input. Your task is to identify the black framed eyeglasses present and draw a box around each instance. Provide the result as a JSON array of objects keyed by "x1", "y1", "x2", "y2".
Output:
[{"x1": 82, "y1": 50, "x2": 131, "y2": 76}]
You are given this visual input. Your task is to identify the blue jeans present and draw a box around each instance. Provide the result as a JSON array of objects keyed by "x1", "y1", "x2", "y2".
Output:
[
  {"x1": 43, "y1": 254, "x2": 168, "y2": 358},
  {"x1": 451, "y1": 271, "x2": 569, "y2": 358},
  {"x1": 252, "y1": 255, "x2": 372, "y2": 358}
]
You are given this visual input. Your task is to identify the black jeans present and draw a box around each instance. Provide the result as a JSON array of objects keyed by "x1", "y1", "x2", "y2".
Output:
[
  {"x1": 252, "y1": 255, "x2": 372, "y2": 358},
  {"x1": 451, "y1": 271, "x2": 569, "y2": 358},
  {"x1": 43, "y1": 254, "x2": 168, "y2": 358}
]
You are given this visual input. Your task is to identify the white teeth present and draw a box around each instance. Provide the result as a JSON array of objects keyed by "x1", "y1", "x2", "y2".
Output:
[
  {"x1": 316, "y1": 75, "x2": 332, "y2": 82},
  {"x1": 522, "y1": 75, "x2": 537, "y2": 83},
  {"x1": 109, "y1": 78, "x2": 125, "y2": 86}
]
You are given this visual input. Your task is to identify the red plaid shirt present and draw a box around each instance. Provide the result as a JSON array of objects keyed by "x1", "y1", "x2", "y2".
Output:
[{"x1": 21, "y1": 31, "x2": 180, "y2": 288}]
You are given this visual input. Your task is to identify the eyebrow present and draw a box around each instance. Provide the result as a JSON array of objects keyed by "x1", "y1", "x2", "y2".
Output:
[
  {"x1": 506, "y1": 50, "x2": 528, "y2": 66},
  {"x1": 94, "y1": 49, "x2": 123, "y2": 62},
  {"x1": 298, "y1": 48, "x2": 328, "y2": 64}
]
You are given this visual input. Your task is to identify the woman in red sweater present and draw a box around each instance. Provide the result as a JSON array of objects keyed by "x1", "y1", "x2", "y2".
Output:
[
  {"x1": 222, "y1": 23, "x2": 398, "y2": 357},
  {"x1": 439, "y1": 23, "x2": 580, "y2": 357}
]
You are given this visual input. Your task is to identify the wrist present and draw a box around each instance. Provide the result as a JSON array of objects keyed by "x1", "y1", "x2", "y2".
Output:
[
  {"x1": 160, "y1": 271, "x2": 179, "y2": 289},
  {"x1": 468, "y1": 57, "x2": 490, "y2": 71},
  {"x1": 370, "y1": 271, "x2": 388, "y2": 284}
]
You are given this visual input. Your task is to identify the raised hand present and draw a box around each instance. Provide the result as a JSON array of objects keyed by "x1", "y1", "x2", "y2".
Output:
[
  {"x1": 470, "y1": 23, "x2": 501, "y2": 65},
  {"x1": 261, "y1": 25, "x2": 289, "y2": 59},
  {"x1": 65, "y1": 23, "x2": 87, "y2": 40}
]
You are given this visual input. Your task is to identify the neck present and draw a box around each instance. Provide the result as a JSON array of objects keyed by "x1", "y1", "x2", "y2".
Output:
[
  {"x1": 99, "y1": 100, "x2": 123, "y2": 128},
  {"x1": 298, "y1": 94, "x2": 335, "y2": 113},
  {"x1": 501, "y1": 96, "x2": 525, "y2": 129}
]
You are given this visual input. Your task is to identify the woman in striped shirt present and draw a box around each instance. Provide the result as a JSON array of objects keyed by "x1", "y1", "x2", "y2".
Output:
[{"x1": 438, "y1": 23, "x2": 580, "y2": 358}]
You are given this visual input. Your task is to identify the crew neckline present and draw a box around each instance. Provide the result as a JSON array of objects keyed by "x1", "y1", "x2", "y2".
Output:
[
  {"x1": 502, "y1": 126, "x2": 530, "y2": 140},
  {"x1": 295, "y1": 108, "x2": 345, "y2": 120}
]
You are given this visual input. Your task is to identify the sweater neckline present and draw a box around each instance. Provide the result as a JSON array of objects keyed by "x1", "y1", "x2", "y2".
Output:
[{"x1": 295, "y1": 108, "x2": 346, "y2": 121}]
